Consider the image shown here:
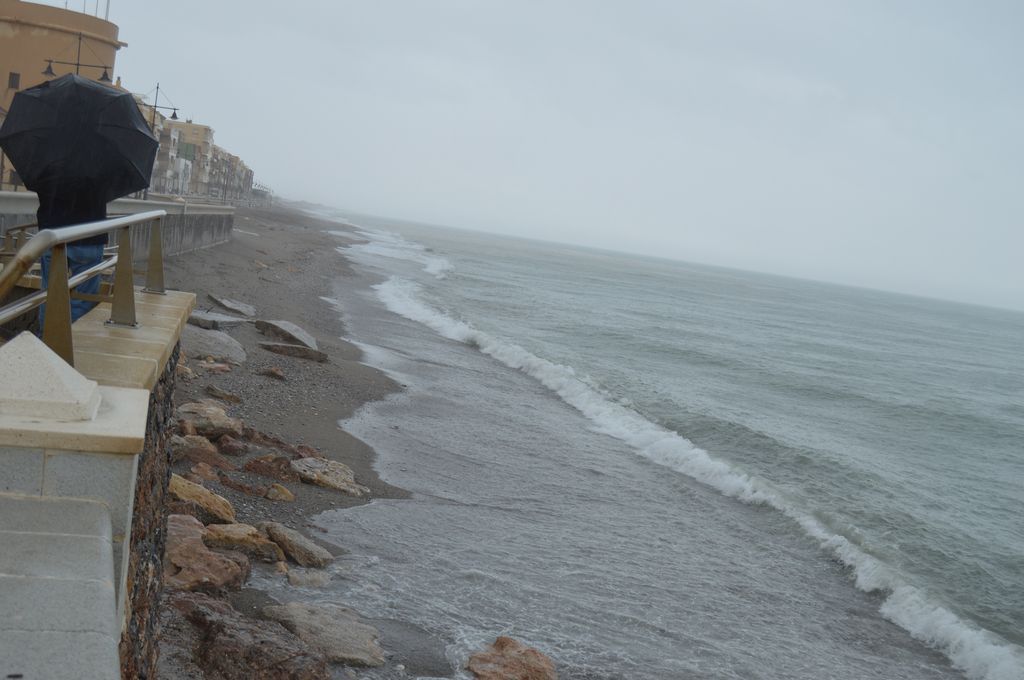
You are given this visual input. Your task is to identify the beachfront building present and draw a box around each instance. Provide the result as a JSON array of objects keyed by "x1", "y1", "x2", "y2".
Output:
[
  {"x1": 161, "y1": 119, "x2": 215, "y2": 196},
  {"x1": 209, "y1": 145, "x2": 254, "y2": 202},
  {"x1": 0, "y1": 0, "x2": 123, "y2": 190}
]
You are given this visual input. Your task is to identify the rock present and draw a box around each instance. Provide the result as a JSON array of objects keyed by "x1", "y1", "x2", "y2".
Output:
[
  {"x1": 295, "y1": 444, "x2": 323, "y2": 459},
  {"x1": 198, "y1": 361, "x2": 233, "y2": 374},
  {"x1": 189, "y1": 310, "x2": 250, "y2": 331},
  {"x1": 167, "y1": 500, "x2": 225, "y2": 527},
  {"x1": 259, "y1": 522, "x2": 333, "y2": 568},
  {"x1": 259, "y1": 342, "x2": 328, "y2": 363},
  {"x1": 262, "y1": 603, "x2": 385, "y2": 667},
  {"x1": 182, "y1": 324, "x2": 247, "y2": 364},
  {"x1": 290, "y1": 458, "x2": 369, "y2": 497},
  {"x1": 190, "y1": 462, "x2": 219, "y2": 482},
  {"x1": 255, "y1": 320, "x2": 318, "y2": 350},
  {"x1": 177, "y1": 400, "x2": 244, "y2": 439},
  {"x1": 217, "y1": 473, "x2": 268, "y2": 498},
  {"x1": 208, "y1": 294, "x2": 257, "y2": 318},
  {"x1": 164, "y1": 515, "x2": 247, "y2": 592},
  {"x1": 244, "y1": 455, "x2": 300, "y2": 482},
  {"x1": 175, "y1": 363, "x2": 196, "y2": 381},
  {"x1": 174, "y1": 441, "x2": 236, "y2": 472},
  {"x1": 258, "y1": 366, "x2": 286, "y2": 380},
  {"x1": 169, "y1": 474, "x2": 236, "y2": 524},
  {"x1": 176, "y1": 419, "x2": 197, "y2": 436},
  {"x1": 241, "y1": 427, "x2": 297, "y2": 453},
  {"x1": 170, "y1": 434, "x2": 217, "y2": 462},
  {"x1": 216, "y1": 434, "x2": 249, "y2": 456},
  {"x1": 467, "y1": 637, "x2": 558, "y2": 680},
  {"x1": 203, "y1": 523, "x2": 285, "y2": 563},
  {"x1": 274, "y1": 561, "x2": 289, "y2": 575},
  {"x1": 168, "y1": 591, "x2": 328, "y2": 680},
  {"x1": 287, "y1": 569, "x2": 330, "y2": 588},
  {"x1": 205, "y1": 384, "x2": 242, "y2": 404},
  {"x1": 266, "y1": 483, "x2": 295, "y2": 502}
]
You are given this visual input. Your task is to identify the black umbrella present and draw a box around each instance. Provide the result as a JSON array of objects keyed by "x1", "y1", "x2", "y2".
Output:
[{"x1": 0, "y1": 74, "x2": 158, "y2": 226}]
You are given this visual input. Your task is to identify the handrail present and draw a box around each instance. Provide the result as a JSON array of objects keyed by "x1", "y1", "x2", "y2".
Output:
[
  {"x1": 0, "y1": 210, "x2": 167, "y2": 365},
  {"x1": 0, "y1": 210, "x2": 165, "y2": 301}
]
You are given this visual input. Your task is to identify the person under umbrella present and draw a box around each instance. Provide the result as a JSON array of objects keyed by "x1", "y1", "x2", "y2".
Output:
[{"x1": 0, "y1": 73, "x2": 158, "y2": 323}]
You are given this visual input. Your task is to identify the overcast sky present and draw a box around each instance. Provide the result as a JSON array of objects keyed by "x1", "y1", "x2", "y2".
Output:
[{"x1": 59, "y1": 1, "x2": 1024, "y2": 310}]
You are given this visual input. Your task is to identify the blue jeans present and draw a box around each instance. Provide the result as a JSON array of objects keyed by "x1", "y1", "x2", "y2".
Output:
[{"x1": 39, "y1": 243, "x2": 105, "y2": 328}]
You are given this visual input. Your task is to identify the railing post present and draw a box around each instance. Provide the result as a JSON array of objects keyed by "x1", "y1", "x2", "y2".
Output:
[
  {"x1": 107, "y1": 226, "x2": 138, "y2": 327},
  {"x1": 41, "y1": 244, "x2": 75, "y2": 365},
  {"x1": 143, "y1": 217, "x2": 166, "y2": 294}
]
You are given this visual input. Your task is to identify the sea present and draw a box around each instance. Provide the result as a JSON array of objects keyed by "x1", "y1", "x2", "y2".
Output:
[{"x1": 299, "y1": 211, "x2": 1023, "y2": 680}]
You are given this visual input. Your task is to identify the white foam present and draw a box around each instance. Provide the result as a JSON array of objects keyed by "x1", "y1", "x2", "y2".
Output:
[
  {"x1": 345, "y1": 228, "x2": 454, "y2": 279},
  {"x1": 373, "y1": 274, "x2": 1024, "y2": 680}
]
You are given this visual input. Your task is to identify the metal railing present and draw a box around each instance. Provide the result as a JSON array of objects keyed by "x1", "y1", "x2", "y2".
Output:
[{"x1": 0, "y1": 210, "x2": 168, "y2": 366}]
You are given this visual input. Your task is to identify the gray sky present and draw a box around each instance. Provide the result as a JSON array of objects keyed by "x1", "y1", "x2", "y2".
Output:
[{"x1": 67, "y1": 1, "x2": 1024, "y2": 309}]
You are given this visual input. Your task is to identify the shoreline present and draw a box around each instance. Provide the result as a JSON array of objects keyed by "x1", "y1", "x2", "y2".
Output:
[{"x1": 160, "y1": 205, "x2": 454, "y2": 678}]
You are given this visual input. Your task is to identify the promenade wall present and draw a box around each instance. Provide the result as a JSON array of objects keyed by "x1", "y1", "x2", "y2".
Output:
[{"x1": 0, "y1": 192, "x2": 234, "y2": 258}]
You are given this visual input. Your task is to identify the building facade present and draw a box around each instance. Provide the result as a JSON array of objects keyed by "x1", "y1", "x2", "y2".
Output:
[{"x1": 0, "y1": 0, "x2": 123, "y2": 190}]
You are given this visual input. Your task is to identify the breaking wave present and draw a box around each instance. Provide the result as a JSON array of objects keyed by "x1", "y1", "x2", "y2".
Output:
[
  {"x1": 373, "y1": 274, "x2": 1024, "y2": 680},
  {"x1": 345, "y1": 228, "x2": 454, "y2": 279}
]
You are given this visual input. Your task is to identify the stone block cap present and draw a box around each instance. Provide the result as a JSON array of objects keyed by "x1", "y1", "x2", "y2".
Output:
[{"x1": 0, "y1": 332, "x2": 101, "y2": 421}]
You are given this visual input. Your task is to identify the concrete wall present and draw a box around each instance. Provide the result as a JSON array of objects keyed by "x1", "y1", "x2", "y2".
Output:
[{"x1": 0, "y1": 191, "x2": 234, "y2": 258}]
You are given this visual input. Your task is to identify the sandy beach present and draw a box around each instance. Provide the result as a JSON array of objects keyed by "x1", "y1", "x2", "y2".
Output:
[{"x1": 158, "y1": 205, "x2": 455, "y2": 678}]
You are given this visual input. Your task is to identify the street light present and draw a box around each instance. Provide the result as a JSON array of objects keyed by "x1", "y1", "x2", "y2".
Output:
[
  {"x1": 41, "y1": 33, "x2": 112, "y2": 83},
  {"x1": 145, "y1": 83, "x2": 179, "y2": 131}
]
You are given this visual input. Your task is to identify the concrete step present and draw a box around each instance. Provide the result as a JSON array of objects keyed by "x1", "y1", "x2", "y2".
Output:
[{"x1": 0, "y1": 493, "x2": 120, "y2": 680}]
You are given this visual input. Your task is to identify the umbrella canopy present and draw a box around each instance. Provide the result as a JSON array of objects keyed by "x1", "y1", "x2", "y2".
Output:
[{"x1": 0, "y1": 74, "x2": 158, "y2": 208}]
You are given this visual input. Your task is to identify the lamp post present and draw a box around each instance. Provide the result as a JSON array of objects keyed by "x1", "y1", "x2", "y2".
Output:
[
  {"x1": 147, "y1": 83, "x2": 179, "y2": 131},
  {"x1": 42, "y1": 33, "x2": 112, "y2": 82},
  {"x1": 140, "y1": 84, "x2": 179, "y2": 199}
]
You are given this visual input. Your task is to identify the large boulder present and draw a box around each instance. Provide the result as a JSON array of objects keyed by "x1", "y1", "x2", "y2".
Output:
[
  {"x1": 255, "y1": 319, "x2": 318, "y2": 350},
  {"x1": 169, "y1": 433, "x2": 214, "y2": 460},
  {"x1": 467, "y1": 637, "x2": 558, "y2": 680},
  {"x1": 181, "y1": 324, "x2": 247, "y2": 364},
  {"x1": 259, "y1": 522, "x2": 333, "y2": 568},
  {"x1": 203, "y1": 523, "x2": 285, "y2": 563},
  {"x1": 290, "y1": 458, "x2": 368, "y2": 497},
  {"x1": 167, "y1": 591, "x2": 327, "y2": 680},
  {"x1": 177, "y1": 400, "x2": 244, "y2": 439},
  {"x1": 169, "y1": 474, "x2": 236, "y2": 524},
  {"x1": 259, "y1": 342, "x2": 328, "y2": 363},
  {"x1": 262, "y1": 603, "x2": 385, "y2": 667},
  {"x1": 189, "y1": 310, "x2": 250, "y2": 331},
  {"x1": 208, "y1": 294, "x2": 256, "y2": 317},
  {"x1": 164, "y1": 515, "x2": 248, "y2": 592},
  {"x1": 265, "y1": 483, "x2": 295, "y2": 502},
  {"x1": 244, "y1": 455, "x2": 300, "y2": 482}
]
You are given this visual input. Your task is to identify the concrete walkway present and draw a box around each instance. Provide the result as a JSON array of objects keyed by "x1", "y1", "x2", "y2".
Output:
[{"x1": 0, "y1": 493, "x2": 119, "y2": 680}]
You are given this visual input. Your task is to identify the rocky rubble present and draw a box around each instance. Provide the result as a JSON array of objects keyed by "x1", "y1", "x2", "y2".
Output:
[
  {"x1": 203, "y1": 523, "x2": 285, "y2": 563},
  {"x1": 467, "y1": 636, "x2": 559, "y2": 680},
  {"x1": 169, "y1": 474, "x2": 237, "y2": 524},
  {"x1": 255, "y1": 319, "x2": 319, "y2": 349},
  {"x1": 167, "y1": 591, "x2": 328, "y2": 680},
  {"x1": 290, "y1": 457, "x2": 369, "y2": 497},
  {"x1": 262, "y1": 602, "x2": 386, "y2": 667},
  {"x1": 259, "y1": 521, "x2": 334, "y2": 568},
  {"x1": 259, "y1": 342, "x2": 328, "y2": 363},
  {"x1": 164, "y1": 515, "x2": 249, "y2": 592},
  {"x1": 177, "y1": 400, "x2": 244, "y2": 438}
]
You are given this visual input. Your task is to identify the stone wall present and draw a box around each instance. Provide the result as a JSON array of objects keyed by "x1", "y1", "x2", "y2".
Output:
[{"x1": 119, "y1": 342, "x2": 179, "y2": 680}]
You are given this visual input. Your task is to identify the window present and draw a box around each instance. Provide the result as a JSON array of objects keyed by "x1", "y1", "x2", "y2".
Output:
[{"x1": 8, "y1": 72, "x2": 20, "y2": 89}]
